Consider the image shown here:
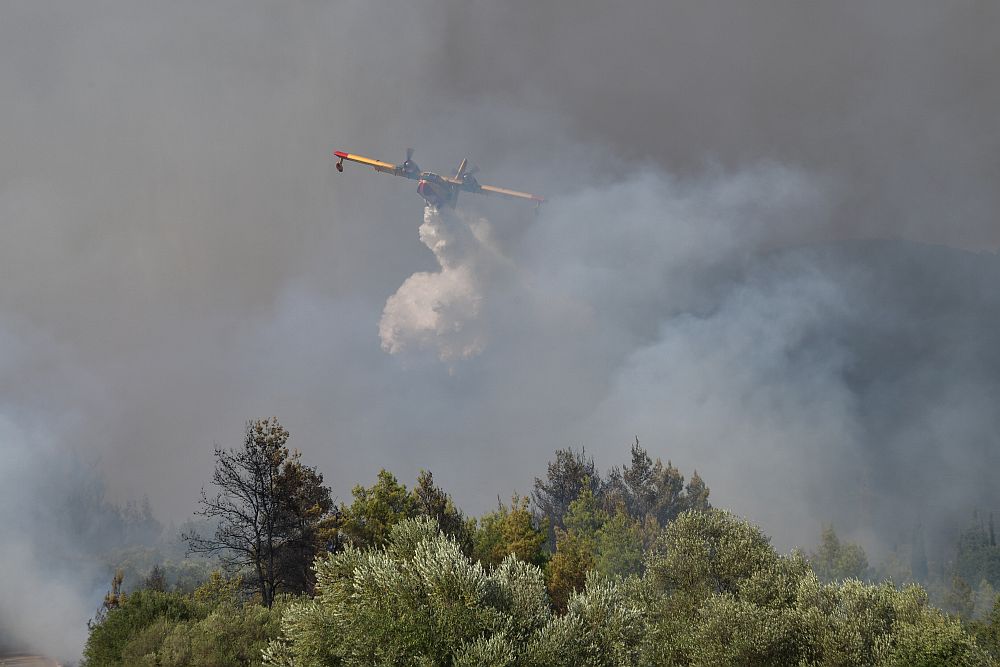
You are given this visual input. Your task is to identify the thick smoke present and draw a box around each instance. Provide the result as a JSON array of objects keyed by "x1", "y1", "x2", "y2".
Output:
[
  {"x1": 0, "y1": 418, "x2": 116, "y2": 662},
  {"x1": 382, "y1": 161, "x2": 1000, "y2": 558},
  {"x1": 380, "y1": 164, "x2": 855, "y2": 533},
  {"x1": 3, "y1": 1, "x2": 1000, "y2": 658}
]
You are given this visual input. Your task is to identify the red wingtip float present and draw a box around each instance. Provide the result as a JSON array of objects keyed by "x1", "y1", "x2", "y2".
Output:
[{"x1": 333, "y1": 148, "x2": 545, "y2": 210}]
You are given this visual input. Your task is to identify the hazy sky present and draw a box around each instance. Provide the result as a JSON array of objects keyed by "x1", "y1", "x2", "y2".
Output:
[{"x1": 2, "y1": 3, "x2": 1000, "y2": 655}]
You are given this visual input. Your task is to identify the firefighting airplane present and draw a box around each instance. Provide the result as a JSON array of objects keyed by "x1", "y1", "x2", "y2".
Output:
[{"x1": 334, "y1": 148, "x2": 545, "y2": 210}]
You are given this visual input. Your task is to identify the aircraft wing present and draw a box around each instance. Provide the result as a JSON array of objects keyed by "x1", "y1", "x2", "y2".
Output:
[
  {"x1": 334, "y1": 151, "x2": 401, "y2": 176},
  {"x1": 478, "y1": 183, "x2": 546, "y2": 204}
]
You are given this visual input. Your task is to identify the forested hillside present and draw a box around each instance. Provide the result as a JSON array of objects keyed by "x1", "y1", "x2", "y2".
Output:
[{"x1": 82, "y1": 419, "x2": 1000, "y2": 665}]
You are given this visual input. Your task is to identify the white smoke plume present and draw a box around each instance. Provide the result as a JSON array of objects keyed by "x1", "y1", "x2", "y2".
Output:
[{"x1": 0, "y1": 418, "x2": 103, "y2": 663}]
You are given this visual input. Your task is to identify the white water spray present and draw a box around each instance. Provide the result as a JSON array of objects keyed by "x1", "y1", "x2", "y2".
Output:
[{"x1": 379, "y1": 207, "x2": 503, "y2": 362}]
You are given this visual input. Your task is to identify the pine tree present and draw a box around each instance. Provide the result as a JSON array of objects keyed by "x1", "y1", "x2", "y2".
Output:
[
  {"x1": 412, "y1": 469, "x2": 473, "y2": 553},
  {"x1": 473, "y1": 494, "x2": 546, "y2": 568},
  {"x1": 533, "y1": 448, "x2": 600, "y2": 546},
  {"x1": 339, "y1": 469, "x2": 417, "y2": 548}
]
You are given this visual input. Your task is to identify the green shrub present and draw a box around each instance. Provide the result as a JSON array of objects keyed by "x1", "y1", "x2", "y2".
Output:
[{"x1": 83, "y1": 590, "x2": 196, "y2": 666}]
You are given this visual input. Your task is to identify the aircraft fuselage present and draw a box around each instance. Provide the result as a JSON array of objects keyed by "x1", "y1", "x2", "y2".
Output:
[{"x1": 416, "y1": 172, "x2": 462, "y2": 209}]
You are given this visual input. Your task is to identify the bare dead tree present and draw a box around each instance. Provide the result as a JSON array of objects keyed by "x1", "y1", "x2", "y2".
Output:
[{"x1": 184, "y1": 418, "x2": 333, "y2": 606}]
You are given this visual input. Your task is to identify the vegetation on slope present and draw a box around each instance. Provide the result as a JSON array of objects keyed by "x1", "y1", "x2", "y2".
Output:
[{"x1": 82, "y1": 419, "x2": 999, "y2": 666}]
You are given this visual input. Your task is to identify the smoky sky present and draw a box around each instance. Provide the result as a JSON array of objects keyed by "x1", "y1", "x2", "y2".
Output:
[{"x1": 2, "y1": 1, "x2": 1000, "y2": 657}]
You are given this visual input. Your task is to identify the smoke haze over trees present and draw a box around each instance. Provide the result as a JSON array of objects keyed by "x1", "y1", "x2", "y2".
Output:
[
  {"x1": 3, "y1": 1, "x2": 1000, "y2": 659},
  {"x1": 81, "y1": 436, "x2": 1000, "y2": 665}
]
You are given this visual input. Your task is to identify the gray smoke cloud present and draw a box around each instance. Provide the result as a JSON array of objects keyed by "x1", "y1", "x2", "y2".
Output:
[
  {"x1": 3, "y1": 1, "x2": 1000, "y2": 659},
  {"x1": 0, "y1": 418, "x2": 115, "y2": 661}
]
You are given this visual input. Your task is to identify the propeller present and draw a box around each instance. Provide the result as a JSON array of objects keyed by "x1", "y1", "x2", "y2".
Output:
[
  {"x1": 402, "y1": 148, "x2": 419, "y2": 174},
  {"x1": 460, "y1": 164, "x2": 480, "y2": 185}
]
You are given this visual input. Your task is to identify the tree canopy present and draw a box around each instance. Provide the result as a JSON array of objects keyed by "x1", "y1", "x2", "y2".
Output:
[{"x1": 86, "y1": 423, "x2": 997, "y2": 666}]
